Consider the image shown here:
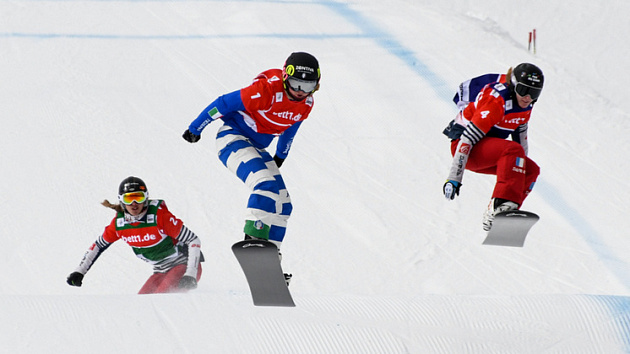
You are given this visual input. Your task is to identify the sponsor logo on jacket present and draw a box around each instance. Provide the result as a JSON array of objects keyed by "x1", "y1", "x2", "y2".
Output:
[
  {"x1": 272, "y1": 111, "x2": 302, "y2": 121},
  {"x1": 504, "y1": 117, "x2": 527, "y2": 125},
  {"x1": 122, "y1": 233, "x2": 158, "y2": 244}
]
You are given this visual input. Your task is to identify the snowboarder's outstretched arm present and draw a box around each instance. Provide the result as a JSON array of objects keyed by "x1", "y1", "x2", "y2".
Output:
[
  {"x1": 66, "y1": 235, "x2": 111, "y2": 287},
  {"x1": 182, "y1": 90, "x2": 246, "y2": 143}
]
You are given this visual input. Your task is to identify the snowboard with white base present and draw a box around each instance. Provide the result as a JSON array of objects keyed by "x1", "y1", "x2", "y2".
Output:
[
  {"x1": 232, "y1": 239, "x2": 295, "y2": 307},
  {"x1": 483, "y1": 210, "x2": 539, "y2": 247}
]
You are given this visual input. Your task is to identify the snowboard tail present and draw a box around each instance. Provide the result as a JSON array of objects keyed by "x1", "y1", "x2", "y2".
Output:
[
  {"x1": 483, "y1": 210, "x2": 539, "y2": 247},
  {"x1": 232, "y1": 239, "x2": 295, "y2": 307}
]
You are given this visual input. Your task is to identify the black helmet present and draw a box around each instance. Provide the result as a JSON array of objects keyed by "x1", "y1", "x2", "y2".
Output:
[
  {"x1": 118, "y1": 176, "x2": 149, "y2": 207},
  {"x1": 511, "y1": 63, "x2": 544, "y2": 101},
  {"x1": 282, "y1": 52, "x2": 320, "y2": 94},
  {"x1": 118, "y1": 176, "x2": 148, "y2": 195}
]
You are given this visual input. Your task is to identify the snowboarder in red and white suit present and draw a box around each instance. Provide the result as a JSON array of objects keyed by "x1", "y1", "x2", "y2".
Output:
[
  {"x1": 442, "y1": 63, "x2": 544, "y2": 231},
  {"x1": 67, "y1": 176, "x2": 203, "y2": 294}
]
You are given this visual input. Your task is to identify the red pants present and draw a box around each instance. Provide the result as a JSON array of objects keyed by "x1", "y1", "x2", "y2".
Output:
[
  {"x1": 451, "y1": 138, "x2": 539, "y2": 205},
  {"x1": 138, "y1": 263, "x2": 202, "y2": 294}
]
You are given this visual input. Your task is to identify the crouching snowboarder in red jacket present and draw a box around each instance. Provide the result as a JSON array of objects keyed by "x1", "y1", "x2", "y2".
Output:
[
  {"x1": 442, "y1": 63, "x2": 544, "y2": 231},
  {"x1": 67, "y1": 176, "x2": 203, "y2": 294}
]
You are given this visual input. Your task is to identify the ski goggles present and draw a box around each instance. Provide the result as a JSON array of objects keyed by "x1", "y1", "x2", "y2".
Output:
[
  {"x1": 514, "y1": 82, "x2": 542, "y2": 100},
  {"x1": 119, "y1": 191, "x2": 148, "y2": 205},
  {"x1": 286, "y1": 77, "x2": 318, "y2": 93}
]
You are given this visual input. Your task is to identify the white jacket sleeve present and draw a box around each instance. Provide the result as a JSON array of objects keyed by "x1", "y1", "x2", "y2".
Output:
[
  {"x1": 176, "y1": 225, "x2": 201, "y2": 278},
  {"x1": 74, "y1": 235, "x2": 111, "y2": 275},
  {"x1": 447, "y1": 122, "x2": 485, "y2": 183}
]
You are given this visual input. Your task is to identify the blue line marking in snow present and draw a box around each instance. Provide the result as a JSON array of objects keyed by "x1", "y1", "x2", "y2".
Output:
[
  {"x1": 591, "y1": 295, "x2": 630, "y2": 352},
  {"x1": 2, "y1": 0, "x2": 453, "y2": 98},
  {"x1": 319, "y1": 1, "x2": 452, "y2": 99},
  {"x1": 535, "y1": 180, "x2": 630, "y2": 287},
  {"x1": 536, "y1": 182, "x2": 630, "y2": 348},
  {"x1": 0, "y1": 32, "x2": 369, "y2": 40}
]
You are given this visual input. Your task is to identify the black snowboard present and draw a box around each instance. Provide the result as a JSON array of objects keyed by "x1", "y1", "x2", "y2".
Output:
[{"x1": 232, "y1": 239, "x2": 295, "y2": 307}]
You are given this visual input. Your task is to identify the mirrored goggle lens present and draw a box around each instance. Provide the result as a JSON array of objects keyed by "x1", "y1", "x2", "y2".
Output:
[
  {"x1": 514, "y1": 82, "x2": 542, "y2": 100},
  {"x1": 287, "y1": 77, "x2": 317, "y2": 93},
  {"x1": 120, "y1": 191, "x2": 147, "y2": 205}
]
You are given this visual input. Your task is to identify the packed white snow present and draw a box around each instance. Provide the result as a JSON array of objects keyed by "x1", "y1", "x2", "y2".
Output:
[{"x1": 1, "y1": 0, "x2": 628, "y2": 352}]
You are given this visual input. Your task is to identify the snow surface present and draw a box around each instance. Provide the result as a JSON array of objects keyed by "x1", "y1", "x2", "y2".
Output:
[{"x1": 1, "y1": 0, "x2": 629, "y2": 352}]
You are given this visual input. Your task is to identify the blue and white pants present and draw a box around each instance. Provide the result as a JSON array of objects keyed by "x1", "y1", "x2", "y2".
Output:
[{"x1": 215, "y1": 125, "x2": 292, "y2": 248}]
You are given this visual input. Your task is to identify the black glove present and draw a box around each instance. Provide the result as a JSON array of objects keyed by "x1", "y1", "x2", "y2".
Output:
[
  {"x1": 182, "y1": 129, "x2": 201, "y2": 143},
  {"x1": 443, "y1": 180, "x2": 461, "y2": 200},
  {"x1": 67, "y1": 272, "x2": 84, "y2": 287},
  {"x1": 273, "y1": 155, "x2": 285, "y2": 168},
  {"x1": 179, "y1": 275, "x2": 198, "y2": 290}
]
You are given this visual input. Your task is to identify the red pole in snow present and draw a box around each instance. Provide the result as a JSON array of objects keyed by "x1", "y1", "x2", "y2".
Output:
[{"x1": 533, "y1": 29, "x2": 537, "y2": 54}]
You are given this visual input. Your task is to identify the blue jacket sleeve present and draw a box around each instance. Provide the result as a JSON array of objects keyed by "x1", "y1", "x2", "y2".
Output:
[
  {"x1": 275, "y1": 121, "x2": 302, "y2": 159},
  {"x1": 188, "y1": 90, "x2": 245, "y2": 135}
]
